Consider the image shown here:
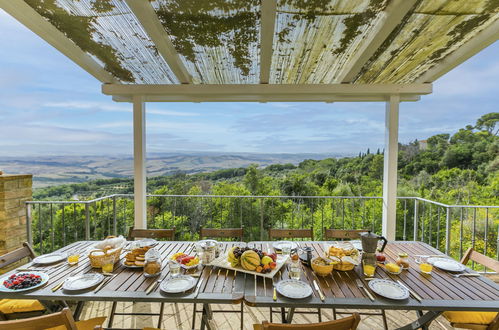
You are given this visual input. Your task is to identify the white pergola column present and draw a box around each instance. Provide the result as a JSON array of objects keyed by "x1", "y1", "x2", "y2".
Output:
[
  {"x1": 382, "y1": 95, "x2": 400, "y2": 240},
  {"x1": 133, "y1": 95, "x2": 147, "y2": 229}
]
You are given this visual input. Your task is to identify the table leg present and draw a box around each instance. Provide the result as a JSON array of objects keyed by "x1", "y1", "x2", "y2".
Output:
[
  {"x1": 200, "y1": 304, "x2": 214, "y2": 330},
  {"x1": 73, "y1": 301, "x2": 85, "y2": 321},
  {"x1": 286, "y1": 308, "x2": 295, "y2": 324},
  {"x1": 396, "y1": 311, "x2": 442, "y2": 330},
  {"x1": 280, "y1": 308, "x2": 286, "y2": 323}
]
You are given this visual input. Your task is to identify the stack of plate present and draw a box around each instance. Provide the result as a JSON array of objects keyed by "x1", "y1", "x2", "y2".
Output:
[
  {"x1": 427, "y1": 257, "x2": 466, "y2": 272},
  {"x1": 63, "y1": 274, "x2": 104, "y2": 291},
  {"x1": 368, "y1": 279, "x2": 409, "y2": 300},
  {"x1": 160, "y1": 275, "x2": 197, "y2": 294},
  {"x1": 275, "y1": 280, "x2": 313, "y2": 299}
]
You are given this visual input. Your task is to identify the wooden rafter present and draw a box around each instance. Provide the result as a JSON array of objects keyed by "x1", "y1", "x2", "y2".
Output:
[
  {"x1": 126, "y1": 0, "x2": 192, "y2": 84},
  {"x1": 260, "y1": 0, "x2": 277, "y2": 84},
  {"x1": 0, "y1": 0, "x2": 118, "y2": 83},
  {"x1": 336, "y1": 0, "x2": 418, "y2": 83}
]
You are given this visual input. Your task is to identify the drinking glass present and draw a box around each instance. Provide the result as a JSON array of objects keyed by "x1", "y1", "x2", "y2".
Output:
[
  {"x1": 289, "y1": 263, "x2": 301, "y2": 280},
  {"x1": 362, "y1": 259, "x2": 376, "y2": 277},
  {"x1": 101, "y1": 254, "x2": 115, "y2": 274},
  {"x1": 419, "y1": 257, "x2": 433, "y2": 274},
  {"x1": 281, "y1": 243, "x2": 292, "y2": 258},
  {"x1": 67, "y1": 251, "x2": 80, "y2": 266},
  {"x1": 169, "y1": 260, "x2": 181, "y2": 278}
]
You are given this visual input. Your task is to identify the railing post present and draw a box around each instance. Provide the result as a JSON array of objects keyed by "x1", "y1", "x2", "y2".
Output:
[
  {"x1": 113, "y1": 195, "x2": 117, "y2": 236},
  {"x1": 26, "y1": 203, "x2": 33, "y2": 247},
  {"x1": 85, "y1": 203, "x2": 90, "y2": 240},
  {"x1": 445, "y1": 207, "x2": 451, "y2": 255},
  {"x1": 413, "y1": 199, "x2": 418, "y2": 241},
  {"x1": 260, "y1": 199, "x2": 264, "y2": 241}
]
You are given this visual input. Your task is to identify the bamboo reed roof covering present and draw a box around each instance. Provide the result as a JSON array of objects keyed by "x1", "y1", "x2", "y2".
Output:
[{"x1": 1, "y1": 0, "x2": 497, "y2": 93}]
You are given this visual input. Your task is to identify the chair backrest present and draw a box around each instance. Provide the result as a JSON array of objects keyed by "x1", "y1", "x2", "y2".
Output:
[
  {"x1": 127, "y1": 227, "x2": 176, "y2": 241},
  {"x1": 0, "y1": 242, "x2": 36, "y2": 270},
  {"x1": 256, "y1": 313, "x2": 360, "y2": 330},
  {"x1": 460, "y1": 248, "x2": 499, "y2": 273},
  {"x1": 199, "y1": 227, "x2": 244, "y2": 241},
  {"x1": 324, "y1": 229, "x2": 368, "y2": 240},
  {"x1": 0, "y1": 307, "x2": 77, "y2": 330},
  {"x1": 268, "y1": 228, "x2": 313, "y2": 240}
]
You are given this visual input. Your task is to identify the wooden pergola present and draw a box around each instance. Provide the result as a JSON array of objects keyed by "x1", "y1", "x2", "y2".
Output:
[{"x1": 1, "y1": 0, "x2": 497, "y2": 240}]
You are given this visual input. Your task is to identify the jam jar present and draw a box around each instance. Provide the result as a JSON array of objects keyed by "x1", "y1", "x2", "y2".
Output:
[
  {"x1": 396, "y1": 253, "x2": 410, "y2": 269},
  {"x1": 143, "y1": 248, "x2": 161, "y2": 277}
]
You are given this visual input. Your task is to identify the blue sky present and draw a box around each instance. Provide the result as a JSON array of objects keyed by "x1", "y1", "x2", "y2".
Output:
[{"x1": 0, "y1": 10, "x2": 498, "y2": 157}]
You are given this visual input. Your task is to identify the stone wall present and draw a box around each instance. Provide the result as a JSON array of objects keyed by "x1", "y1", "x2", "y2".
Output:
[{"x1": 0, "y1": 174, "x2": 32, "y2": 257}]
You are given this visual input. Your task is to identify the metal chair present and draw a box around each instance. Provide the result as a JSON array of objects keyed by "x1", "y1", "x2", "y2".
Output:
[
  {"x1": 442, "y1": 248, "x2": 499, "y2": 330},
  {"x1": 323, "y1": 228, "x2": 388, "y2": 330},
  {"x1": 0, "y1": 307, "x2": 105, "y2": 330},
  {"x1": 107, "y1": 227, "x2": 175, "y2": 329},
  {"x1": 254, "y1": 313, "x2": 361, "y2": 330}
]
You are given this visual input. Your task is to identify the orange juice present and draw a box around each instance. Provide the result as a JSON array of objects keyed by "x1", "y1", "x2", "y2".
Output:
[
  {"x1": 102, "y1": 263, "x2": 114, "y2": 273},
  {"x1": 363, "y1": 264, "x2": 376, "y2": 277},
  {"x1": 419, "y1": 263, "x2": 433, "y2": 274},
  {"x1": 67, "y1": 254, "x2": 79, "y2": 265}
]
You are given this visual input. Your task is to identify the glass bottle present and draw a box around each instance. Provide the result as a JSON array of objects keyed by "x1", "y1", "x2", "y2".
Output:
[{"x1": 143, "y1": 248, "x2": 161, "y2": 277}]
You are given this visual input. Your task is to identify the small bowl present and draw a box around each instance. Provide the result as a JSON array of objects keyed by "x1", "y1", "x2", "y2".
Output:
[
  {"x1": 311, "y1": 257, "x2": 336, "y2": 276},
  {"x1": 384, "y1": 263, "x2": 403, "y2": 275}
]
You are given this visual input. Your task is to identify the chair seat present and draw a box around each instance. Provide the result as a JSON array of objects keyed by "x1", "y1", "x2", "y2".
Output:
[
  {"x1": 0, "y1": 299, "x2": 45, "y2": 314},
  {"x1": 443, "y1": 311, "x2": 498, "y2": 325},
  {"x1": 46, "y1": 316, "x2": 106, "y2": 330}
]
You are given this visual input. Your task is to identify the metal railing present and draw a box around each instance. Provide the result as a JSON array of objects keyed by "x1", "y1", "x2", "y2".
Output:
[{"x1": 25, "y1": 194, "x2": 498, "y2": 264}]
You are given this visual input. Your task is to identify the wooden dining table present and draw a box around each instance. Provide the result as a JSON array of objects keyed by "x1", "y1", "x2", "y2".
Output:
[
  {"x1": 245, "y1": 241, "x2": 499, "y2": 330},
  {"x1": 0, "y1": 240, "x2": 498, "y2": 330}
]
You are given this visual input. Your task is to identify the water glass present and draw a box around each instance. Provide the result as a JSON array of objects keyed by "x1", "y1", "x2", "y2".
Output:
[
  {"x1": 281, "y1": 243, "x2": 292, "y2": 258},
  {"x1": 289, "y1": 263, "x2": 301, "y2": 280},
  {"x1": 169, "y1": 260, "x2": 181, "y2": 278}
]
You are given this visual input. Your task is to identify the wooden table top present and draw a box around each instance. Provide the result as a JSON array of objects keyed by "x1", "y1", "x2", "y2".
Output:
[
  {"x1": 0, "y1": 241, "x2": 244, "y2": 304},
  {"x1": 244, "y1": 241, "x2": 499, "y2": 312},
  {"x1": 0, "y1": 241, "x2": 498, "y2": 312}
]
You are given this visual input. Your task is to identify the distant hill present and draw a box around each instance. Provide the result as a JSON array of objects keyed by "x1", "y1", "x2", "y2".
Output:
[{"x1": 0, "y1": 152, "x2": 336, "y2": 188}]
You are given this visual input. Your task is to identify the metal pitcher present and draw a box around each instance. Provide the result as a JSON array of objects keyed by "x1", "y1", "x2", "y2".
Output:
[
  {"x1": 195, "y1": 239, "x2": 222, "y2": 264},
  {"x1": 360, "y1": 231, "x2": 387, "y2": 254}
]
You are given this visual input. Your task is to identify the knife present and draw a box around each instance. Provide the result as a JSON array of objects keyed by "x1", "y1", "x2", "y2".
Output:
[
  {"x1": 194, "y1": 278, "x2": 204, "y2": 298},
  {"x1": 51, "y1": 280, "x2": 65, "y2": 292},
  {"x1": 355, "y1": 279, "x2": 374, "y2": 301},
  {"x1": 313, "y1": 280, "x2": 325, "y2": 301},
  {"x1": 397, "y1": 280, "x2": 422, "y2": 302}
]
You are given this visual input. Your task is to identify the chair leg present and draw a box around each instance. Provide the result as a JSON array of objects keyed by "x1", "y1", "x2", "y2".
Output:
[
  {"x1": 107, "y1": 301, "x2": 118, "y2": 328},
  {"x1": 157, "y1": 302, "x2": 165, "y2": 328},
  {"x1": 381, "y1": 310, "x2": 388, "y2": 330}
]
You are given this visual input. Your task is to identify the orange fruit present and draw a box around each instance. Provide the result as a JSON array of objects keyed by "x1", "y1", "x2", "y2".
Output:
[{"x1": 256, "y1": 266, "x2": 263, "y2": 273}]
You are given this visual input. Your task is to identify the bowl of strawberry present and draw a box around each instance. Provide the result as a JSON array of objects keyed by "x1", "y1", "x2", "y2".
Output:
[{"x1": 0, "y1": 272, "x2": 49, "y2": 292}]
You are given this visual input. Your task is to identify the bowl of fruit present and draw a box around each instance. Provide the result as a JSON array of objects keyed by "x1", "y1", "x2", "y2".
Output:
[
  {"x1": 0, "y1": 272, "x2": 48, "y2": 292},
  {"x1": 227, "y1": 246, "x2": 278, "y2": 275},
  {"x1": 171, "y1": 252, "x2": 200, "y2": 270}
]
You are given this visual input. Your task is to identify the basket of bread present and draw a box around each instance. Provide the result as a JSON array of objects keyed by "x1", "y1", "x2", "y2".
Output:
[
  {"x1": 88, "y1": 236, "x2": 126, "y2": 268},
  {"x1": 327, "y1": 242, "x2": 360, "y2": 271}
]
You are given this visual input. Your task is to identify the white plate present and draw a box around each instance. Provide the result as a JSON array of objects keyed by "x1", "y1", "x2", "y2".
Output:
[
  {"x1": 368, "y1": 279, "x2": 409, "y2": 300},
  {"x1": 137, "y1": 238, "x2": 157, "y2": 247},
  {"x1": 272, "y1": 241, "x2": 298, "y2": 251},
  {"x1": 276, "y1": 280, "x2": 313, "y2": 299},
  {"x1": 160, "y1": 275, "x2": 197, "y2": 294},
  {"x1": 180, "y1": 263, "x2": 199, "y2": 270},
  {"x1": 63, "y1": 273, "x2": 104, "y2": 291},
  {"x1": 121, "y1": 260, "x2": 143, "y2": 269},
  {"x1": 32, "y1": 253, "x2": 65, "y2": 265},
  {"x1": 427, "y1": 257, "x2": 466, "y2": 272},
  {"x1": 0, "y1": 272, "x2": 49, "y2": 292}
]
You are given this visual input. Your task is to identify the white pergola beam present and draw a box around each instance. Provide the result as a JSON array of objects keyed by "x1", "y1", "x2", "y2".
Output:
[
  {"x1": 133, "y1": 95, "x2": 147, "y2": 229},
  {"x1": 416, "y1": 20, "x2": 499, "y2": 83},
  {"x1": 337, "y1": 0, "x2": 418, "y2": 83},
  {"x1": 260, "y1": 0, "x2": 277, "y2": 84},
  {"x1": 0, "y1": 0, "x2": 118, "y2": 84},
  {"x1": 103, "y1": 83, "x2": 431, "y2": 102},
  {"x1": 382, "y1": 95, "x2": 400, "y2": 240},
  {"x1": 126, "y1": 0, "x2": 192, "y2": 84}
]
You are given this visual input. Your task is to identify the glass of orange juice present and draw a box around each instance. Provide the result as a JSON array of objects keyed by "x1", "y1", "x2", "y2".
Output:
[
  {"x1": 101, "y1": 254, "x2": 115, "y2": 274},
  {"x1": 362, "y1": 259, "x2": 376, "y2": 277},
  {"x1": 419, "y1": 258, "x2": 433, "y2": 274},
  {"x1": 67, "y1": 252, "x2": 80, "y2": 266}
]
